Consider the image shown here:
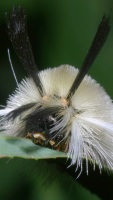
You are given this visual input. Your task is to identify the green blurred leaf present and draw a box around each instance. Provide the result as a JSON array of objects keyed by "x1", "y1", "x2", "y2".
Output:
[
  {"x1": 0, "y1": 158, "x2": 101, "y2": 200},
  {"x1": 0, "y1": 135, "x2": 66, "y2": 159}
]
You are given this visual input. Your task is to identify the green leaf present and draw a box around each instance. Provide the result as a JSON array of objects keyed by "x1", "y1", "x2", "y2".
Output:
[
  {"x1": 0, "y1": 158, "x2": 101, "y2": 200},
  {"x1": 0, "y1": 135, "x2": 66, "y2": 159}
]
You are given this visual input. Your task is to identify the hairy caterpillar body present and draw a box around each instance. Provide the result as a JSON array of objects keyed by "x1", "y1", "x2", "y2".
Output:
[{"x1": 0, "y1": 7, "x2": 113, "y2": 174}]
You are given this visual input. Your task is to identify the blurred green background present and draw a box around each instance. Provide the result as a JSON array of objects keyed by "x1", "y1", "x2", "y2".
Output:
[{"x1": 0, "y1": 0, "x2": 113, "y2": 199}]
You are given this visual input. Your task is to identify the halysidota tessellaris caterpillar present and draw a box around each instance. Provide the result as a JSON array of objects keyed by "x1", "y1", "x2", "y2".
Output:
[{"x1": 0, "y1": 6, "x2": 113, "y2": 175}]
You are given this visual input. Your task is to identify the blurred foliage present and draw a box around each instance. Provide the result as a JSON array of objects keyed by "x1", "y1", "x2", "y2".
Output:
[
  {"x1": 0, "y1": 0, "x2": 113, "y2": 199},
  {"x1": 0, "y1": 158, "x2": 102, "y2": 200}
]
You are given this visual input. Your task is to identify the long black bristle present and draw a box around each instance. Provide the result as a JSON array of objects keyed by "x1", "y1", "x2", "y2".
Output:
[
  {"x1": 6, "y1": 103, "x2": 37, "y2": 120},
  {"x1": 67, "y1": 13, "x2": 111, "y2": 99},
  {"x1": 5, "y1": 6, "x2": 43, "y2": 95}
]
